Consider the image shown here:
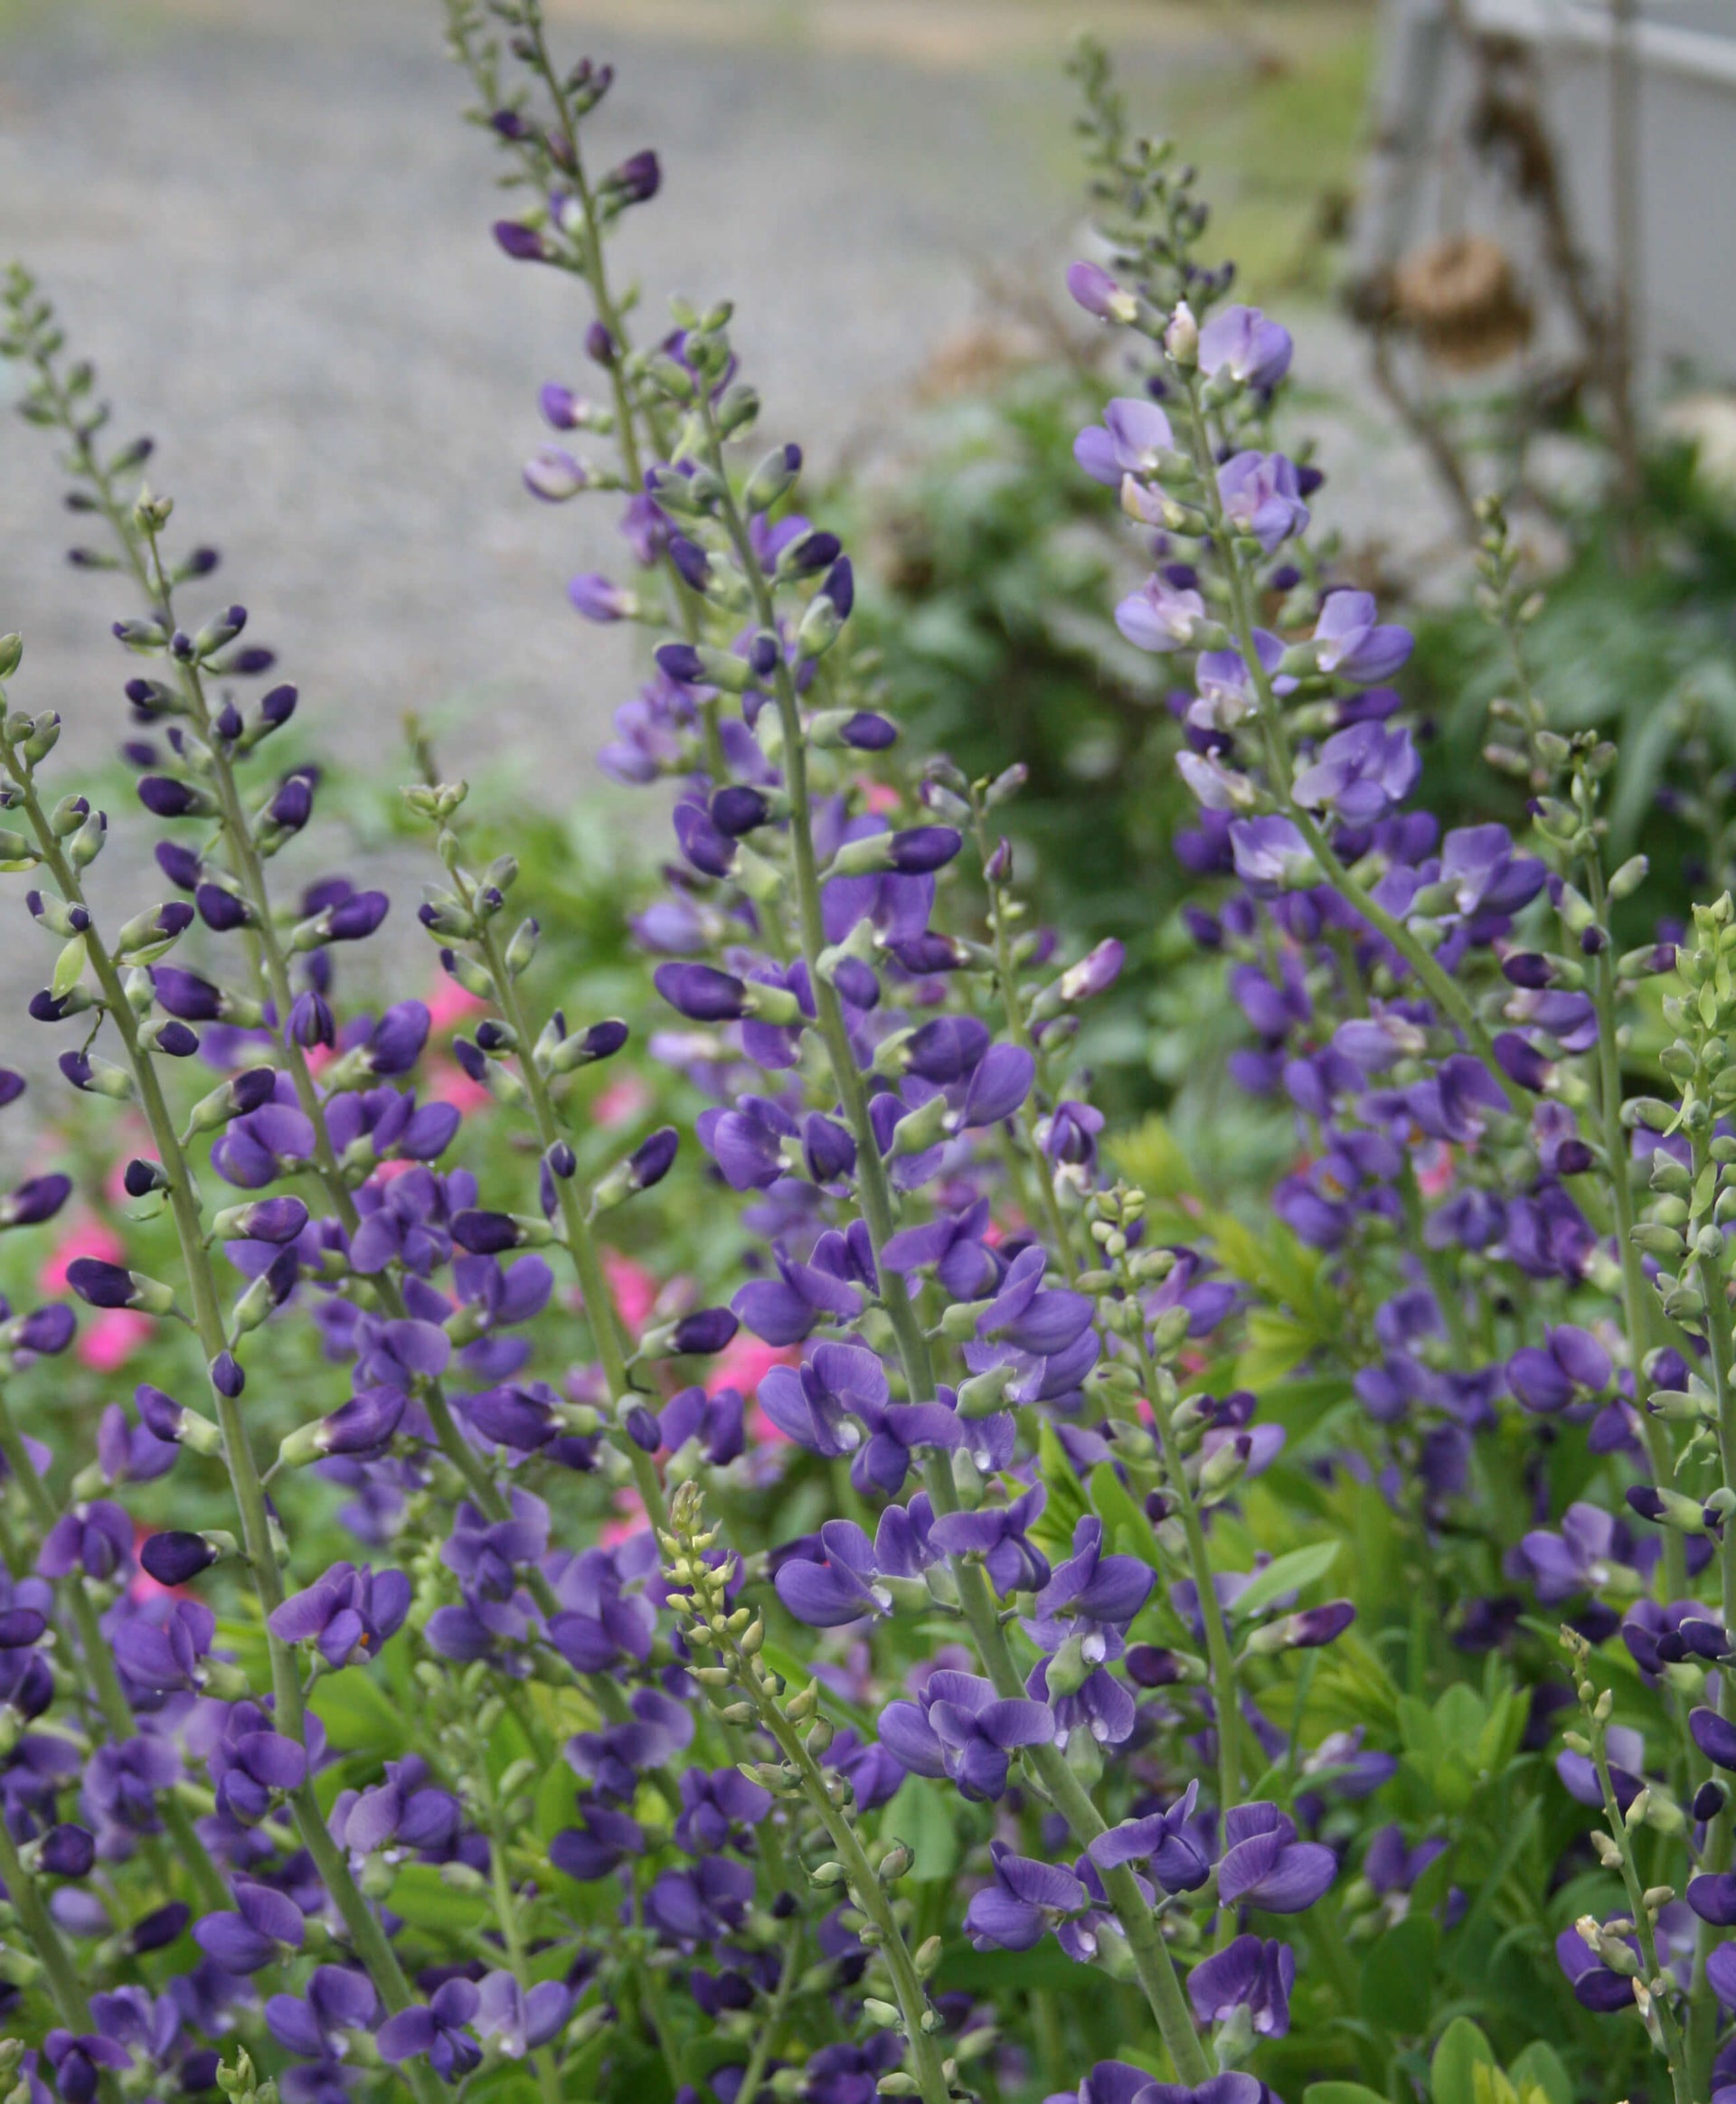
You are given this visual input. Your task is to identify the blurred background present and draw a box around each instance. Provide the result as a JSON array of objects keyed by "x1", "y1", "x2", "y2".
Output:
[{"x1": 4, "y1": 0, "x2": 1735, "y2": 1134}]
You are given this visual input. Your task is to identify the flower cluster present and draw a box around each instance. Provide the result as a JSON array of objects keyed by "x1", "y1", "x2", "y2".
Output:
[{"x1": 0, "y1": 15, "x2": 1727, "y2": 2104}]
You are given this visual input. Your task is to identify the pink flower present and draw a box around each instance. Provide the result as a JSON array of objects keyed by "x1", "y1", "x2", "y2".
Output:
[
  {"x1": 80, "y1": 1308, "x2": 151, "y2": 1373},
  {"x1": 427, "y1": 1055, "x2": 492, "y2": 1118},
  {"x1": 425, "y1": 975, "x2": 487, "y2": 1034},
  {"x1": 41, "y1": 1215, "x2": 126, "y2": 1292},
  {"x1": 1417, "y1": 1141, "x2": 1456, "y2": 1200},
  {"x1": 600, "y1": 1491, "x2": 648, "y2": 1548},
  {"x1": 862, "y1": 781, "x2": 901, "y2": 816},
  {"x1": 592, "y1": 1073, "x2": 653, "y2": 1129},
  {"x1": 602, "y1": 1251, "x2": 660, "y2": 1334}
]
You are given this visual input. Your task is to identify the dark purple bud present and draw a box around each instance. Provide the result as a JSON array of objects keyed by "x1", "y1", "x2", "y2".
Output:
[
  {"x1": 748, "y1": 632, "x2": 780, "y2": 679},
  {"x1": 196, "y1": 882, "x2": 250, "y2": 932},
  {"x1": 0, "y1": 1071, "x2": 24, "y2": 1110},
  {"x1": 30, "y1": 989, "x2": 85, "y2": 1024},
  {"x1": 66, "y1": 1259, "x2": 138, "y2": 1310},
  {"x1": 151, "y1": 967, "x2": 223, "y2": 1021},
  {"x1": 821, "y1": 557, "x2": 854, "y2": 618},
  {"x1": 11, "y1": 1305, "x2": 75, "y2": 1355},
  {"x1": 327, "y1": 891, "x2": 389, "y2": 941},
  {"x1": 907, "y1": 1016, "x2": 991, "y2": 1084},
  {"x1": 803, "y1": 1113, "x2": 856, "y2": 1183},
  {"x1": 135, "y1": 1384, "x2": 184, "y2": 1440},
  {"x1": 586, "y1": 321, "x2": 618, "y2": 367},
  {"x1": 129, "y1": 1902, "x2": 191, "y2": 1955},
  {"x1": 668, "y1": 535, "x2": 712, "y2": 591},
  {"x1": 156, "y1": 841, "x2": 203, "y2": 891},
  {"x1": 0, "y1": 1608, "x2": 46, "y2": 1646},
  {"x1": 260, "y1": 683, "x2": 297, "y2": 728},
  {"x1": 452, "y1": 1212, "x2": 524, "y2": 1255},
  {"x1": 289, "y1": 989, "x2": 335, "y2": 1047},
  {"x1": 212, "y1": 1352, "x2": 245, "y2": 1398},
  {"x1": 1697, "y1": 1779, "x2": 1730, "y2": 1823},
  {"x1": 670, "y1": 1307, "x2": 740, "y2": 1355},
  {"x1": 654, "y1": 962, "x2": 750, "y2": 1022},
  {"x1": 0, "y1": 1175, "x2": 71, "y2": 1229},
  {"x1": 137, "y1": 777, "x2": 211, "y2": 819},
  {"x1": 578, "y1": 1019, "x2": 628, "y2": 1061},
  {"x1": 316, "y1": 1387, "x2": 407, "y2": 1457},
  {"x1": 1288, "y1": 1601, "x2": 1357, "y2": 1647},
  {"x1": 124, "y1": 1157, "x2": 167, "y2": 1199},
  {"x1": 655, "y1": 643, "x2": 707, "y2": 685},
  {"x1": 840, "y1": 712, "x2": 897, "y2": 750},
  {"x1": 1694, "y1": 1706, "x2": 1736, "y2": 1771},
  {"x1": 606, "y1": 148, "x2": 660, "y2": 203},
  {"x1": 493, "y1": 220, "x2": 550, "y2": 262},
  {"x1": 1502, "y1": 952, "x2": 1555, "y2": 989},
  {"x1": 155, "y1": 1021, "x2": 200, "y2": 1057},
  {"x1": 783, "y1": 530, "x2": 842, "y2": 576},
  {"x1": 1494, "y1": 1032, "x2": 1552, "y2": 1092},
  {"x1": 39, "y1": 1824, "x2": 96, "y2": 1878},
  {"x1": 214, "y1": 701, "x2": 244, "y2": 741},
  {"x1": 711, "y1": 786, "x2": 771, "y2": 837},
  {"x1": 141, "y1": 1532, "x2": 219, "y2": 1584},
  {"x1": 888, "y1": 826, "x2": 962, "y2": 874},
  {"x1": 832, "y1": 957, "x2": 880, "y2": 1011},
  {"x1": 268, "y1": 775, "x2": 314, "y2": 832},
  {"x1": 225, "y1": 1197, "x2": 309, "y2": 1245},
  {"x1": 629, "y1": 1127, "x2": 679, "y2": 1191},
  {"x1": 544, "y1": 1140, "x2": 576, "y2": 1180}
]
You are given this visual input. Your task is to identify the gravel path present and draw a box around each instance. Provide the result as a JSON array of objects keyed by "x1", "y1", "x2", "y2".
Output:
[{"x1": 0, "y1": 0, "x2": 1436, "y2": 1059}]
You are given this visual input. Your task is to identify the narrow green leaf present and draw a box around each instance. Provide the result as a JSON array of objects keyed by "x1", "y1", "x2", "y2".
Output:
[{"x1": 1229, "y1": 1540, "x2": 1340, "y2": 1620}]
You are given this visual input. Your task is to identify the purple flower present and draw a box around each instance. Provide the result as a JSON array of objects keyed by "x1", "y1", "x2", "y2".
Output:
[
  {"x1": 265, "y1": 1966, "x2": 380, "y2": 2059},
  {"x1": 474, "y1": 1972, "x2": 575, "y2": 2059},
  {"x1": 1228, "y1": 816, "x2": 1316, "y2": 892},
  {"x1": 963, "y1": 1841, "x2": 1089, "y2": 1951},
  {"x1": 929, "y1": 1484, "x2": 1052, "y2": 1593},
  {"x1": 1216, "y1": 1803, "x2": 1337, "y2": 1911},
  {"x1": 1027, "y1": 1517, "x2": 1154, "y2": 1664},
  {"x1": 1439, "y1": 825, "x2": 1548, "y2": 919},
  {"x1": 1073, "y1": 398, "x2": 1175, "y2": 487},
  {"x1": 878, "y1": 1670, "x2": 1054, "y2": 1800},
  {"x1": 1217, "y1": 451, "x2": 1309, "y2": 551},
  {"x1": 1292, "y1": 720, "x2": 1420, "y2": 825},
  {"x1": 1089, "y1": 1781, "x2": 1211, "y2": 1893},
  {"x1": 192, "y1": 1880, "x2": 307, "y2": 1973},
  {"x1": 269, "y1": 1562, "x2": 411, "y2": 1669},
  {"x1": 1507, "y1": 1325, "x2": 1611, "y2": 1413},
  {"x1": 1188, "y1": 1934, "x2": 1295, "y2": 2038},
  {"x1": 377, "y1": 1979, "x2": 482, "y2": 2080},
  {"x1": 1197, "y1": 304, "x2": 1293, "y2": 390},
  {"x1": 1309, "y1": 590, "x2": 1414, "y2": 684},
  {"x1": 1115, "y1": 571, "x2": 1209, "y2": 654},
  {"x1": 1051, "y1": 2069, "x2": 1262, "y2": 2104}
]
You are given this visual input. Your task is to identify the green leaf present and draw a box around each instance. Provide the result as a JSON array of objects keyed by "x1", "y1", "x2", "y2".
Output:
[
  {"x1": 1304, "y1": 2087, "x2": 1393, "y2": 2104},
  {"x1": 52, "y1": 934, "x2": 86, "y2": 999},
  {"x1": 1229, "y1": 1540, "x2": 1340, "y2": 1620},
  {"x1": 534, "y1": 1756, "x2": 578, "y2": 1846},
  {"x1": 1507, "y1": 2042, "x2": 1571, "y2": 2104},
  {"x1": 1088, "y1": 1461, "x2": 1161, "y2": 1568},
  {"x1": 882, "y1": 1775, "x2": 959, "y2": 1882},
  {"x1": 308, "y1": 1664, "x2": 408, "y2": 1760},
  {"x1": 1359, "y1": 1911, "x2": 1438, "y2": 2035},
  {"x1": 385, "y1": 1861, "x2": 491, "y2": 1932},
  {"x1": 1430, "y1": 2014, "x2": 1496, "y2": 2104}
]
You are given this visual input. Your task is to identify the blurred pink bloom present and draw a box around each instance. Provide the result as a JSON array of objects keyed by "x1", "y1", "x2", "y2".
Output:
[
  {"x1": 80, "y1": 1309, "x2": 151, "y2": 1373},
  {"x1": 426, "y1": 976, "x2": 487, "y2": 1034},
  {"x1": 41, "y1": 1215, "x2": 125, "y2": 1291},
  {"x1": 602, "y1": 1251, "x2": 660, "y2": 1333},
  {"x1": 427, "y1": 1055, "x2": 492, "y2": 1118},
  {"x1": 592, "y1": 1073, "x2": 653, "y2": 1128}
]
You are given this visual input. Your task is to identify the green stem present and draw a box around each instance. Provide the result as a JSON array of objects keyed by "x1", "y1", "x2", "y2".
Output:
[
  {"x1": 1587, "y1": 851, "x2": 1684, "y2": 1599},
  {"x1": 1589, "y1": 1722, "x2": 1694, "y2": 2104},
  {"x1": 694, "y1": 399, "x2": 1211, "y2": 2086},
  {"x1": 0, "y1": 1814, "x2": 95, "y2": 2032},
  {"x1": 464, "y1": 902, "x2": 669, "y2": 1535}
]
